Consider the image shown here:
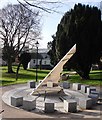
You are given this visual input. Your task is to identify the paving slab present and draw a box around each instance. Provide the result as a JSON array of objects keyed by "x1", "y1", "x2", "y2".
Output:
[{"x1": 0, "y1": 84, "x2": 102, "y2": 119}]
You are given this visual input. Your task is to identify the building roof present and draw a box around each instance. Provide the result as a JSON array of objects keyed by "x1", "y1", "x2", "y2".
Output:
[
  {"x1": 30, "y1": 53, "x2": 43, "y2": 59},
  {"x1": 38, "y1": 49, "x2": 49, "y2": 53},
  {"x1": 30, "y1": 48, "x2": 50, "y2": 59},
  {"x1": 30, "y1": 48, "x2": 49, "y2": 54}
]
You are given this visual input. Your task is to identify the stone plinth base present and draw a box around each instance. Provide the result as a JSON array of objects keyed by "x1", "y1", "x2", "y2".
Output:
[
  {"x1": 28, "y1": 81, "x2": 36, "y2": 88},
  {"x1": 86, "y1": 87, "x2": 96, "y2": 95},
  {"x1": 64, "y1": 99, "x2": 77, "y2": 113},
  {"x1": 81, "y1": 85, "x2": 90, "y2": 93},
  {"x1": 23, "y1": 97, "x2": 36, "y2": 111},
  {"x1": 44, "y1": 101, "x2": 54, "y2": 113},
  {"x1": 72, "y1": 83, "x2": 81, "y2": 90},
  {"x1": 63, "y1": 82, "x2": 70, "y2": 89},
  {"x1": 79, "y1": 98, "x2": 92, "y2": 109},
  {"x1": 11, "y1": 96, "x2": 23, "y2": 107}
]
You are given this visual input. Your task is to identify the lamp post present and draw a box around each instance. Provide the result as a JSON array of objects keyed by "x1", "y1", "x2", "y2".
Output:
[{"x1": 35, "y1": 41, "x2": 39, "y2": 83}]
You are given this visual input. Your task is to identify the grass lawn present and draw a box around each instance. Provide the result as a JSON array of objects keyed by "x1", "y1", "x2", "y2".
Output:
[
  {"x1": 0, "y1": 66, "x2": 102, "y2": 86},
  {"x1": 68, "y1": 70, "x2": 102, "y2": 86},
  {"x1": 0, "y1": 66, "x2": 49, "y2": 86}
]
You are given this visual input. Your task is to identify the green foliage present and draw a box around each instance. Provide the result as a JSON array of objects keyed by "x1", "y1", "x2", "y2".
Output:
[
  {"x1": 49, "y1": 3, "x2": 102, "y2": 79},
  {"x1": 48, "y1": 35, "x2": 57, "y2": 65},
  {"x1": 19, "y1": 52, "x2": 31, "y2": 70}
]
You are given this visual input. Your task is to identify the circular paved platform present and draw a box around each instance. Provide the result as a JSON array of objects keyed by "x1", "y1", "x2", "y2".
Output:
[
  {"x1": 2, "y1": 85, "x2": 91, "y2": 113},
  {"x1": 1, "y1": 84, "x2": 102, "y2": 119}
]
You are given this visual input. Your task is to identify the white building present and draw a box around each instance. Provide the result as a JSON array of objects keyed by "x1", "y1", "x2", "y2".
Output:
[{"x1": 28, "y1": 49, "x2": 53, "y2": 69}]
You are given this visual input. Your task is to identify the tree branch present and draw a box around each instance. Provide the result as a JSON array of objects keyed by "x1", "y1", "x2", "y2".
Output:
[
  {"x1": 17, "y1": 0, "x2": 60, "y2": 13},
  {"x1": 17, "y1": 0, "x2": 41, "y2": 14}
]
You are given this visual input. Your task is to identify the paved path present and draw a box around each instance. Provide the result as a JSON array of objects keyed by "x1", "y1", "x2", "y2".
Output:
[{"x1": 0, "y1": 84, "x2": 102, "y2": 119}]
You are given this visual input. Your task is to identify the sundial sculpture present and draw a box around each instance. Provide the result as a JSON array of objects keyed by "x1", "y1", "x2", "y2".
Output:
[{"x1": 32, "y1": 44, "x2": 76, "y2": 95}]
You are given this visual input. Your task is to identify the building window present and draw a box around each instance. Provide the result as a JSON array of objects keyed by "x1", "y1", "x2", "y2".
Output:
[
  {"x1": 44, "y1": 61, "x2": 46, "y2": 65},
  {"x1": 33, "y1": 59, "x2": 35, "y2": 63}
]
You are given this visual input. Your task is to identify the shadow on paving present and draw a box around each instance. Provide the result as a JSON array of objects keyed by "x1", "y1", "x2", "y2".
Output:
[
  {"x1": 1, "y1": 118, "x2": 101, "y2": 120},
  {"x1": 7, "y1": 105, "x2": 101, "y2": 119}
]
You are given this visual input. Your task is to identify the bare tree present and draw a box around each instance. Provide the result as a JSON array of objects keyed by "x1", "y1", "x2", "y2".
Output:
[
  {"x1": 17, "y1": 0, "x2": 63, "y2": 13},
  {"x1": 0, "y1": 4, "x2": 41, "y2": 73}
]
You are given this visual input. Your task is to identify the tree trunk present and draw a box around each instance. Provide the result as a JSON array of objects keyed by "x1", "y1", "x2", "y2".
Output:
[
  {"x1": 7, "y1": 59, "x2": 14, "y2": 73},
  {"x1": 16, "y1": 62, "x2": 21, "y2": 80},
  {"x1": 81, "y1": 73, "x2": 90, "y2": 80},
  {"x1": 74, "y1": 62, "x2": 91, "y2": 80},
  {"x1": 80, "y1": 66, "x2": 91, "y2": 80},
  {"x1": 76, "y1": 69, "x2": 90, "y2": 80}
]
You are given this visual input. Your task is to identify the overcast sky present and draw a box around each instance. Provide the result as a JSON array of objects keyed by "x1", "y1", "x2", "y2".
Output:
[{"x1": 0, "y1": 0, "x2": 101, "y2": 48}]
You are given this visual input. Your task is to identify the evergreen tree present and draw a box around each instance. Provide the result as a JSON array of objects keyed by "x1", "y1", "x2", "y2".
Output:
[{"x1": 49, "y1": 3, "x2": 102, "y2": 79}]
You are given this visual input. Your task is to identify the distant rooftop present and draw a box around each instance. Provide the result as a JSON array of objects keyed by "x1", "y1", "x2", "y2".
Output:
[
  {"x1": 38, "y1": 49, "x2": 48, "y2": 53},
  {"x1": 30, "y1": 48, "x2": 49, "y2": 53}
]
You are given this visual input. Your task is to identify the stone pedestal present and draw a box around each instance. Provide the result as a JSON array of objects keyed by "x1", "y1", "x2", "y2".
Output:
[
  {"x1": 28, "y1": 81, "x2": 36, "y2": 88},
  {"x1": 79, "y1": 98, "x2": 92, "y2": 109},
  {"x1": 44, "y1": 101, "x2": 54, "y2": 113},
  {"x1": 11, "y1": 96, "x2": 23, "y2": 107},
  {"x1": 72, "y1": 83, "x2": 81, "y2": 90},
  {"x1": 47, "y1": 80, "x2": 53, "y2": 88},
  {"x1": 88, "y1": 94, "x2": 99, "y2": 105},
  {"x1": 86, "y1": 87, "x2": 96, "y2": 95},
  {"x1": 81, "y1": 85, "x2": 90, "y2": 93},
  {"x1": 23, "y1": 97, "x2": 36, "y2": 111},
  {"x1": 63, "y1": 81, "x2": 70, "y2": 89},
  {"x1": 64, "y1": 99, "x2": 77, "y2": 113},
  {"x1": 91, "y1": 91, "x2": 99, "y2": 96}
]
